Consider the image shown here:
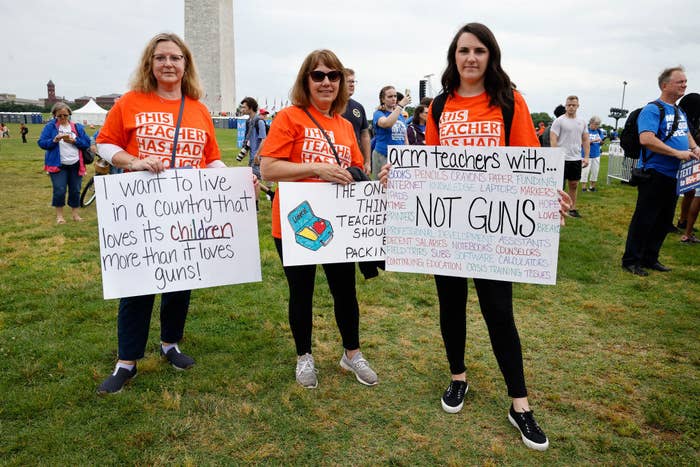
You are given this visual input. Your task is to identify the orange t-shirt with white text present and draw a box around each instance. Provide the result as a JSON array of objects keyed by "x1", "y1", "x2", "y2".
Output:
[
  {"x1": 97, "y1": 91, "x2": 220, "y2": 168},
  {"x1": 260, "y1": 105, "x2": 364, "y2": 238},
  {"x1": 425, "y1": 90, "x2": 539, "y2": 147}
]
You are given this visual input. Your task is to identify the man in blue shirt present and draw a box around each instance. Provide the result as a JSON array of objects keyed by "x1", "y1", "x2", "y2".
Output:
[{"x1": 621, "y1": 66, "x2": 700, "y2": 276}]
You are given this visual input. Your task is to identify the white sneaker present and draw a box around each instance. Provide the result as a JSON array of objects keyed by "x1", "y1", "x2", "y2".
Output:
[
  {"x1": 339, "y1": 350, "x2": 378, "y2": 386},
  {"x1": 295, "y1": 353, "x2": 318, "y2": 388}
]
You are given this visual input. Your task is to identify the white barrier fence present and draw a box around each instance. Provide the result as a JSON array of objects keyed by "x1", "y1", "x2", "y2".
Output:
[{"x1": 606, "y1": 141, "x2": 634, "y2": 184}]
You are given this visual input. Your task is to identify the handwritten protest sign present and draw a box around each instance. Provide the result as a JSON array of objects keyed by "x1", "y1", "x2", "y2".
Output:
[
  {"x1": 95, "y1": 168, "x2": 261, "y2": 299},
  {"x1": 384, "y1": 145, "x2": 564, "y2": 285},
  {"x1": 677, "y1": 159, "x2": 700, "y2": 194},
  {"x1": 279, "y1": 181, "x2": 386, "y2": 266}
]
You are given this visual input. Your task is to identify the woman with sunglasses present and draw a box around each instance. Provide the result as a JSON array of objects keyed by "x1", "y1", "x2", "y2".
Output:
[
  {"x1": 260, "y1": 50, "x2": 378, "y2": 389},
  {"x1": 380, "y1": 23, "x2": 573, "y2": 451},
  {"x1": 94, "y1": 33, "x2": 225, "y2": 395},
  {"x1": 371, "y1": 86, "x2": 411, "y2": 178},
  {"x1": 38, "y1": 102, "x2": 91, "y2": 223}
]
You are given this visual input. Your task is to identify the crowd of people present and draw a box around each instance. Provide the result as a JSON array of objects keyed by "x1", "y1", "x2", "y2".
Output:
[{"x1": 25, "y1": 24, "x2": 698, "y2": 453}]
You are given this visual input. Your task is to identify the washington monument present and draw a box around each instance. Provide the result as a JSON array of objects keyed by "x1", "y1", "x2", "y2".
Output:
[{"x1": 184, "y1": 0, "x2": 235, "y2": 114}]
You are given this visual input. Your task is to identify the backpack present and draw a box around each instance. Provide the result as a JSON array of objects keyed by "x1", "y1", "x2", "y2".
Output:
[
  {"x1": 254, "y1": 116, "x2": 270, "y2": 136},
  {"x1": 620, "y1": 101, "x2": 679, "y2": 161},
  {"x1": 431, "y1": 88, "x2": 515, "y2": 145},
  {"x1": 539, "y1": 124, "x2": 553, "y2": 147}
]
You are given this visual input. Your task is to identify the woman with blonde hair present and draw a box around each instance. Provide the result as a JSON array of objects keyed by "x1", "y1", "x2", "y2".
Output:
[{"x1": 96, "y1": 32, "x2": 226, "y2": 394}]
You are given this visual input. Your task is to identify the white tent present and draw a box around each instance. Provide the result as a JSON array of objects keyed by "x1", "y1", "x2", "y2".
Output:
[{"x1": 72, "y1": 98, "x2": 108, "y2": 125}]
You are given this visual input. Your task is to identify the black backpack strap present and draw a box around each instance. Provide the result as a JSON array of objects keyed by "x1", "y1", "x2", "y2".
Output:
[
  {"x1": 430, "y1": 92, "x2": 448, "y2": 136},
  {"x1": 641, "y1": 101, "x2": 679, "y2": 165},
  {"x1": 502, "y1": 88, "x2": 515, "y2": 146}
]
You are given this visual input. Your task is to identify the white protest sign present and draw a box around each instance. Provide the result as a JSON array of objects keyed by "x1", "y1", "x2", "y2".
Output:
[
  {"x1": 95, "y1": 167, "x2": 261, "y2": 299},
  {"x1": 385, "y1": 145, "x2": 564, "y2": 285},
  {"x1": 278, "y1": 181, "x2": 386, "y2": 266}
]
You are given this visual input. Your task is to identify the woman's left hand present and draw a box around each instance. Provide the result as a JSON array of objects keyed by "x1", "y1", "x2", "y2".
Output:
[
  {"x1": 252, "y1": 174, "x2": 260, "y2": 189},
  {"x1": 378, "y1": 163, "x2": 392, "y2": 188},
  {"x1": 557, "y1": 189, "x2": 572, "y2": 226}
]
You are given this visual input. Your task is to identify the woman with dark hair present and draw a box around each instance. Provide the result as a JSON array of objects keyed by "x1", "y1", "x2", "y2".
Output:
[
  {"x1": 407, "y1": 105, "x2": 427, "y2": 145},
  {"x1": 381, "y1": 23, "x2": 571, "y2": 451},
  {"x1": 95, "y1": 32, "x2": 225, "y2": 394},
  {"x1": 371, "y1": 85, "x2": 411, "y2": 178},
  {"x1": 38, "y1": 102, "x2": 91, "y2": 223},
  {"x1": 678, "y1": 92, "x2": 700, "y2": 243},
  {"x1": 260, "y1": 49, "x2": 378, "y2": 389}
]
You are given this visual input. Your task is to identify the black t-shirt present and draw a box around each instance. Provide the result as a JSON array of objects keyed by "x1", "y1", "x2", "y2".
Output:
[{"x1": 342, "y1": 98, "x2": 368, "y2": 145}]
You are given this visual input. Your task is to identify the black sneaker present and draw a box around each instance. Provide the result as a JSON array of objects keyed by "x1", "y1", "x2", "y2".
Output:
[
  {"x1": 441, "y1": 380, "x2": 468, "y2": 413},
  {"x1": 97, "y1": 366, "x2": 137, "y2": 394},
  {"x1": 508, "y1": 405, "x2": 549, "y2": 451},
  {"x1": 161, "y1": 346, "x2": 195, "y2": 370},
  {"x1": 568, "y1": 209, "x2": 582, "y2": 218}
]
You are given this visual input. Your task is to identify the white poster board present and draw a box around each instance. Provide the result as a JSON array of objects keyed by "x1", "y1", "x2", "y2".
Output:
[
  {"x1": 384, "y1": 145, "x2": 564, "y2": 285},
  {"x1": 278, "y1": 181, "x2": 386, "y2": 266},
  {"x1": 95, "y1": 167, "x2": 261, "y2": 299}
]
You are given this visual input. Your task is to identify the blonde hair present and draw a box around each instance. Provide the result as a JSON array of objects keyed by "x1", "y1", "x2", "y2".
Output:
[
  {"x1": 290, "y1": 49, "x2": 349, "y2": 115},
  {"x1": 129, "y1": 32, "x2": 203, "y2": 99}
]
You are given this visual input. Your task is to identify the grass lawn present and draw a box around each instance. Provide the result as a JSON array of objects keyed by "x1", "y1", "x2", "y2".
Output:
[{"x1": 0, "y1": 122, "x2": 698, "y2": 465}]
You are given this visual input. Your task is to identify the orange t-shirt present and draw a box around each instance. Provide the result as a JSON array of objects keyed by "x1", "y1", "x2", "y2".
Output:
[
  {"x1": 97, "y1": 91, "x2": 220, "y2": 169},
  {"x1": 260, "y1": 105, "x2": 364, "y2": 238},
  {"x1": 425, "y1": 90, "x2": 539, "y2": 147}
]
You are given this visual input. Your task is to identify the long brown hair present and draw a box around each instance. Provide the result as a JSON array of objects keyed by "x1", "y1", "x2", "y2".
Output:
[
  {"x1": 290, "y1": 49, "x2": 349, "y2": 115},
  {"x1": 440, "y1": 23, "x2": 514, "y2": 109},
  {"x1": 129, "y1": 32, "x2": 203, "y2": 99}
]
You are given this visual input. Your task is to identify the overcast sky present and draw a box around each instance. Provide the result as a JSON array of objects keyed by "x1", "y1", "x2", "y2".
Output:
[{"x1": 2, "y1": 0, "x2": 698, "y2": 126}]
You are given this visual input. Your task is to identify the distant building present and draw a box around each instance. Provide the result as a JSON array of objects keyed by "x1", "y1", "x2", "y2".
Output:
[{"x1": 95, "y1": 94, "x2": 121, "y2": 109}]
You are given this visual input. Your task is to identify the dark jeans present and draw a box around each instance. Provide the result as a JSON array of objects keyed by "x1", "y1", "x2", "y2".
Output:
[
  {"x1": 435, "y1": 275, "x2": 527, "y2": 398},
  {"x1": 622, "y1": 169, "x2": 677, "y2": 267},
  {"x1": 49, "y1": 163, "x2": 82, "y2": 207},
  {"x1": 274, "y1": 237, "x2": 360, "y2": 356},
  {"x1": 117, "y1": 290, "x2": 191, "y2": 361}
]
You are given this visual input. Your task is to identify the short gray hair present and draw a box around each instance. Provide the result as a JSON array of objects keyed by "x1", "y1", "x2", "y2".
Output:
[{"x1": 51, "y1": 102, "x2": 71, "y2": 117}]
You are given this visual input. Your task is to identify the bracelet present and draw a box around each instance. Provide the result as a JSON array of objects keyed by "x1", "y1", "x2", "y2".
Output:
[{"x1": 395, "y1": 105, "x2": 403, "y2": 111}]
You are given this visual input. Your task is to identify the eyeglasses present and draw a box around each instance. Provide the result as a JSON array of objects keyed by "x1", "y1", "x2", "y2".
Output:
[
  {"x1": 56, "y1": 114, "x2": 70, "y2": 118},
  {"x1": 309, "y1": 70, "x2": 342, "y2": 83},
  {"x1": 153, "y1": 54, "x2": 185, "y2": 64}
]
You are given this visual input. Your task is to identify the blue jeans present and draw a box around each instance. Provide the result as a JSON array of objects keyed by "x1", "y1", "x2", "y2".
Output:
[
  {"x1": 49, "y1": 163, "x2": 82, "y2": 207},
  {"x1": 117, "y1": 290, "x2": 192, "y2": 360}
]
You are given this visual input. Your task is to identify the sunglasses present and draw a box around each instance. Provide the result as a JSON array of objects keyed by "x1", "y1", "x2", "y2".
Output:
[
  {"x1": 309, "y1": 70, "x2": 342, "y2": 83},
  {"x1": 56, "y1": 114, "x2": 70, "y2": 118}
]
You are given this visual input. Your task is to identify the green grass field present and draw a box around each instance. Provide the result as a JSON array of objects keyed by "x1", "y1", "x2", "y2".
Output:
[{"x1": 0, "y1": 122, "x2": 698, "y2": 465}]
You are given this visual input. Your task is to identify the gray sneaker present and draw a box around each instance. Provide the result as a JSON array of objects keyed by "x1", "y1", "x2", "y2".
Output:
[
  {"x1": 295, "y1": 353, "x2": 318, "y2": 388},
  {"x1": 340, "y1": 350, "x2": 378, "y2": 386}
]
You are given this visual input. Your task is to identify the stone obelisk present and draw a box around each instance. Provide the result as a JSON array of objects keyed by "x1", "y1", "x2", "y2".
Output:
[{"x1": 184, "y1": 0, "x2": 235, "y2": 114}]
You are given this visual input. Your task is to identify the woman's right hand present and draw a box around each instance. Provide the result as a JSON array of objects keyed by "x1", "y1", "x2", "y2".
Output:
[
  {"x1": 314, "y1": 163, "x2": 354, "y2": 185},
  {"x1": 399, "y1": 94, "x2": 412, "y2": 108},
  {"x1": 132, "y1": 156, "x2": 165, "y2": 174},
  {"x1": 378, "y1": 163, "x2": 392, "y2": 188}
]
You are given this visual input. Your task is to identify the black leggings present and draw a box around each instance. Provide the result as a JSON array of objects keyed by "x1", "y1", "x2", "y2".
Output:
[
  {"x1": 435, "y1": 275, "x2": 527, "y2": 398},
  {"x1": 274, "y1": 238, "x2": 360, "y2": 355}
]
